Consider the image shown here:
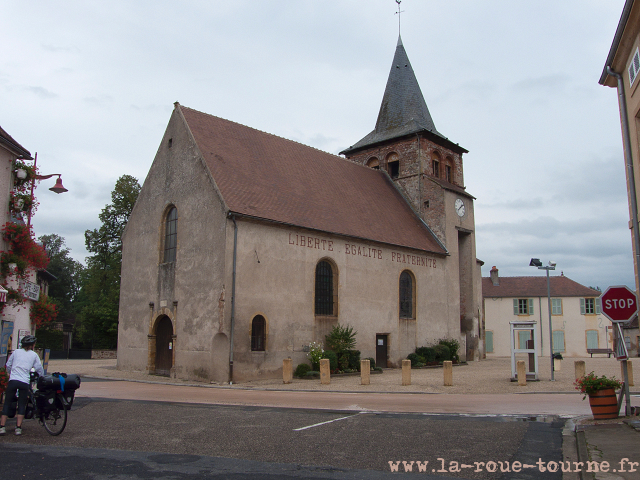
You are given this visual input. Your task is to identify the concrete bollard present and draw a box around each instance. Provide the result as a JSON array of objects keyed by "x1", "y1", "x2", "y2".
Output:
[
  {"x1": 443, "y1": 360, "x2": 453, "y2": 386},
  {"x1": 517, "y1": 360, "x2": 526, "y2": 386},
  {"x1": 402, "y1": 359, "x2": 411, "y2": 386},
  {"x1": 575, "y1": 360, "x2": 585, "y2": 381},
  {"x1": 622, "y1": 360, "x2": 634, "y2": 387},
  {"x1": 320, "y1": 358, "x2": 330, "y2": 385},
  {"x1": 282, "y1": 358, "x2": 293, "y2": 384},
  {"x1": 361, "y1": 359, "x2": 370, "y2": 385}
]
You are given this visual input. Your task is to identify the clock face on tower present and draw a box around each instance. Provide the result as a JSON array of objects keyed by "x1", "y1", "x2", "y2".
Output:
[{"x1": 455, "y1": 198, "x2": 465, "y2": 217}]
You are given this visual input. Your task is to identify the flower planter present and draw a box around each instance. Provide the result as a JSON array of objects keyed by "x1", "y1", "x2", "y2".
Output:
[{"x1": 588, "y1": 388, "x2": 619, "y2": 419}]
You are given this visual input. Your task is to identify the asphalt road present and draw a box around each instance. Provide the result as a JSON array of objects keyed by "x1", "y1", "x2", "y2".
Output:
[{"x1": 0, "y1": 396, "x2": 566, "y2": 480}]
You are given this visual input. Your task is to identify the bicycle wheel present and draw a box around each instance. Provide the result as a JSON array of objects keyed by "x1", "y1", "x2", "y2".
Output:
[{"x1": 42, "y1": 402, "x2": 67, "y2": 436}]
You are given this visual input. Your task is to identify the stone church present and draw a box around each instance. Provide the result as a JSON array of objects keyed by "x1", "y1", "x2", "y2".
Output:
[{"x1": 117, "y1": 36, "x2": 483, "y2": 382}]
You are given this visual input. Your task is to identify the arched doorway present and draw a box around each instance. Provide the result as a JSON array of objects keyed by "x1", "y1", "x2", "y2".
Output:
[{"x1": 155, "y1": 316, "x2": 173, "y2": 376}]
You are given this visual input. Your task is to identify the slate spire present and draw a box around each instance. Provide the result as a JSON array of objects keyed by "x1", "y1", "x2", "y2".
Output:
[{"x1": 341, "y1": 36, "x2": 460, "y2": 155}]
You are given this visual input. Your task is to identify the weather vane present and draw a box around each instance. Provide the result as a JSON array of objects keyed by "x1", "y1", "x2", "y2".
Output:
[{"x1": 395, "y1": 0, "x2": 404, "y2": 35}]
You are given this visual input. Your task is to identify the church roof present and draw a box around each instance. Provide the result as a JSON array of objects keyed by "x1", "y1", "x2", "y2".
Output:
[
  {"x1": 341, "y1": 36, "x2": 467, "y2": 156},
  {"x1": 179, "y1": 104, "x2": 447, "y2": 255}
]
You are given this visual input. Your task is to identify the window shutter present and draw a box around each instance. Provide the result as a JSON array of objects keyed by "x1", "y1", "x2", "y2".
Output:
[
  {"x1": 528, "y1": 298, "x2": 534, "y2": 315},
  {"x1": 580, "y1": 298, "x2": 586, "y2": 315},
  {"x1": 595, "y1": 297, "x2": 602, "y2": 314},
  {"x1": 552, "y1": 330, "x2": 565, "y2": 353},
  {"x1": 513, "y1": 299, "x2": 518, "y2": 315},
  {"x1": 586, "y1": 330, "x2": 598, "y2": 350},
  {"x1": 485, "y1": 331, "x2": 494, "y2": 353}
]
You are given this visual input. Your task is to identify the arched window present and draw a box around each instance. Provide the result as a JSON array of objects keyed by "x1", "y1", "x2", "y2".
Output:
[
  {"x1": 164, "y1": 207, "x2": 178, "y2": 263},
  {"x1": 386, "y1": 152, "x2": 399, "y2": 179},
  {"x1": 399, "y1": 270, "x2": 415, "y2": 319},
  {"x1": 251, "y1": 315, "x2": 266, "y2": 351},
  {"x1": 444, "y1": 157, "x2": 454, "y2": 183},
  {"x1": 367, "y1": 157, "x2": 380, "y2": 170},
  {"x1": 315, "y1": 260, "x2": 337, "y2": 316}
]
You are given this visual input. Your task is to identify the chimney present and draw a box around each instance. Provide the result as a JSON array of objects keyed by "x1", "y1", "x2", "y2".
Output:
[{"x1": 490, "y1": 266, "x2": 499, "y2": 286}]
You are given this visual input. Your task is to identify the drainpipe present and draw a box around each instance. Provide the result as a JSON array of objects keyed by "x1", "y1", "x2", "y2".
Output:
[
  {"x1": 606, "y1": 67, "x2": 635, "y2": 416},
  {"x1": 228, "y1": 215, "x2": 238, "y2": 384}
]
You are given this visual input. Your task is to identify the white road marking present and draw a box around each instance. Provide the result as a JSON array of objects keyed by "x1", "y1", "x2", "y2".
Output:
[{"x1": 294, "y1": 412, "x2": 366, "y2": 431}]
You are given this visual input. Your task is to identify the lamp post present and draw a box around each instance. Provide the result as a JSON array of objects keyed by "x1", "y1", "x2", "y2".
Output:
[
  {"x1": 530, "y1": 258, "x2": 556, "y2": 381},
  {"x1": 26, "y1": 152, "x2": 68, "y2": 227}
]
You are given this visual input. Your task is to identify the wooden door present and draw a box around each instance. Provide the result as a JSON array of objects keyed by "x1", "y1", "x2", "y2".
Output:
[
  {"x1": 376, "y1": 334, "x2": 388, "y2": 368},
  {"x1": 155, "y1": 316, "x2": 173, "y2": 376}
]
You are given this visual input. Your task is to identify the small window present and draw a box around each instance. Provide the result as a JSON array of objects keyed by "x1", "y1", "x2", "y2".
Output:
[
  {"x1": 551, "y1": 298, "x2": 562, "y2": 315},
  {"x1": 399, "y1": 270, "x2": 415, "y2": 319},
  {"x1": 485, "y1": 331, "x2": 494, "y2": 353},
  {"x1": 163, "y1": 207, "x2": 178, "y2": 263},
  {"x1": 367, "y1": 157, "x2": 380, "y2": 170},
  {"x1": 629, "y1": 48, "x2": 640, "y2": 86},
  {"x1": 315, "y1": 260, "x2": 337, "y2": 316},
  {"x1": 513, "y1": 298, "x2": 533, "y2": 315},
  {"x1": 388, "y1": 161, "x2": 399, "y2": 178},
  {"x1": 552, "y1": 330, "x2": 565, "y2": 353},
  {"x1": 168, "y1": 138, "x2": 173, "y2": 148},
  {"x1": 445, "y1": 165, "x2": 452, "y2": 183},
  {"x1": 251, "y1": 315, "x2": 266, "y2": 351},
  {"x1": 580, "y1": 297, "x2": 601, "y2": 315},
  {"x1": 432, "y1": 160, "x2": 440, "y2": 178}
]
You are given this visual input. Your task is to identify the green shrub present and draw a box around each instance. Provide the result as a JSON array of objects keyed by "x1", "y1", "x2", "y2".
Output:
[
  {"x1": 339, "y1": 354, "x2": 349, "y2": 371},
  {"x1": 294, "y1": 363, "x2": 311, "y2": 378},
  {"x1": 415, "y1": 346, "x2": 436, "y2": 363},
  {"x1": 325, "y1": 324, "x2": 357, "y2": 356},
  {"x1": 323, "y1": 350, "x2": 338, "y2": 371},
  {"x1": 407, "y1": 353, "x2": 425, "y2": 367},
  {"x1": 433, "y1": 344, "x2": 451, "y2": 362},
  {"x1": 438, "y1": 338, "x2": 460, "y2": 362},
  {"x1": 346, "y1": 349, "x2": 361, "y2": 371},
  {"x1": 363, "y1": 357, "x2": 376, "y2": 369},
  {"x1": 307, "y1": 342, "x2": 324, "y2": 370}
]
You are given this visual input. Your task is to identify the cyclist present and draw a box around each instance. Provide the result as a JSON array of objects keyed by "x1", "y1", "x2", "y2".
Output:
[{"x1": 0, "y1": 335, "x2": 44, "y2": 435}]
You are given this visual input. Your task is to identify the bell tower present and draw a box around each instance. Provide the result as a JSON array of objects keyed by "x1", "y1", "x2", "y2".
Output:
[{"x1": 340, "y1": 36, "x2": 482, "y2": 361}]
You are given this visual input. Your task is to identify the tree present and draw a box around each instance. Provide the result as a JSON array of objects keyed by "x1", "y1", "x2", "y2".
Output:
[
  {"x1": 38, "y1": 233, "x2": 84, "y2": 324},
  {"x1": 76, "y1": 175, "x2": 141, "y2": 349}
]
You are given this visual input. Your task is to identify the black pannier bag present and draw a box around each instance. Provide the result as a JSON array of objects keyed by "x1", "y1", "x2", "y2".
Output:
[
  {"x1": 35, "y1": 390, "x2": 57, "y2": 413},
  {"x1": 37, "y1": 372, "x2": 81, "y2": 392}
]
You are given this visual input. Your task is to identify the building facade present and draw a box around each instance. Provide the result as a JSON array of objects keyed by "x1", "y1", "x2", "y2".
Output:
[
  {"x1": 600, "y1": 0, "x2": 640, "y2": 357},
  {"x1": 117, "y1": 37, "x2": 484, "y2": 382},
  {"x1": 482, "y1": 267, "x2": 623, "y2": 357}
]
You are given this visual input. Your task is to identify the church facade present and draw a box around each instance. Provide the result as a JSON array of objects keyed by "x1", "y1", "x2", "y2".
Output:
[{"x1": 117, "y1": 37, "x2": 483, "y2": 382}]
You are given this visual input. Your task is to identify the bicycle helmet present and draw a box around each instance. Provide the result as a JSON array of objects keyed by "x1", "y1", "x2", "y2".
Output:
[{"x1": 21, "y1": 335, "x2": 36, "y2": 346}]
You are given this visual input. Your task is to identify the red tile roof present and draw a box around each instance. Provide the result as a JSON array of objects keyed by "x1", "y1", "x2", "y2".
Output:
[
  {"x1": 483, "y1": 275, "x2": 600, "y2": 298},
  {"x1": 179, "y1": 105, "x2": 446, "y2": 255}
]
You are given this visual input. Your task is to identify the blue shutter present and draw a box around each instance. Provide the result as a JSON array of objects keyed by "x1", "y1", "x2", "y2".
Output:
[
  {"x1": 595, "y1": 298, "x2": 602, "y2": 314},
  {"x1": 552, "y1": 331, "x2": 565, "y2": 353},
  {"x1": 513, "y1": 299, "x2": 518, "y2": 315},
  {"x1": 586, "y1": 330, "x2": 598, "y2": 350},
  {"x1": 528, "y1": 298, "x2": 534, "y2": 315},
  {"x1": 485, "y1": 331, "x2": 494, "y2": 353},
  {"x1": 580, "y1": 298, "x2": 586, "y2": 315}
]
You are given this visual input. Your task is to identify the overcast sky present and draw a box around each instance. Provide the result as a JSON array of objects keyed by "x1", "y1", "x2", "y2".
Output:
[{"x1": 1, "y1": 0, "x2": 633, "y2": 290}]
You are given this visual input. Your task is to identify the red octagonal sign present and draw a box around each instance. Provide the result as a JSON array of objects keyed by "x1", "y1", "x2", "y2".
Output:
[{"x1": 601, "y1": 285, "x2": 638, "y2": 322}]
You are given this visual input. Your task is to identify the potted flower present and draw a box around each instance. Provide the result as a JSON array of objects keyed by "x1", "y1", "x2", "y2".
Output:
[
  {"x1": 575, "y1": 371, "x2": 622, "y2": 419},
  {"x1": 553, "y1": 352, "x2": 563, "y2": 372}
]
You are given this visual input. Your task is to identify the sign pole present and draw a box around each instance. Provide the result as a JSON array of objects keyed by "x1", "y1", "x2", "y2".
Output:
[{"x1": 622, "y1": 359, "x2": 631, "y2": 416}]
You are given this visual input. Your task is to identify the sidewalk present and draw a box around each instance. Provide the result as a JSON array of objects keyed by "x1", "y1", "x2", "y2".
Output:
[{"x1": 48, "y1": 356, "x2": 640, "y2": 479}]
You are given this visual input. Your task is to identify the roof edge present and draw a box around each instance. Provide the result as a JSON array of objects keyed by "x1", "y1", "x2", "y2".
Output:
[{"x1": 599, "y1": 0, "x2": 634, "y2": 85}]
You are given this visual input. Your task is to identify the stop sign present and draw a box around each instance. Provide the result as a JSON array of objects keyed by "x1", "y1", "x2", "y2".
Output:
[{"x1": 601, "y1": 285, "x2": 638, "y2": 322}]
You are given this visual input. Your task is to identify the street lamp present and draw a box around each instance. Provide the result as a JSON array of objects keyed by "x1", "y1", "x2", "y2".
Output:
[
  {"x1": 530, "y1": 258, "x2": 557, "y2": 381},
  {"x1": 26, "y1": 153, "x2": 67, "y2": 226}
]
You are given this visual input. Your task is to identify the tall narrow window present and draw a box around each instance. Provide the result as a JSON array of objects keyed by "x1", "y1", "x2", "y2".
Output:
[
  {"x1": 315, "y1": 260, "x2": 335, "y2": 316},
  {"x1": 164, "y1": 207, "x2": 178, "y2": 263},
  {"x1": 251, "y1": 315, "x2": 266, "y2": 351},
  {"x1": 399, "y1": 270, "x2": 415, "y2": 319},
  {"x1": 432, "y1": 159, "x2": 440, "y2": 178}
]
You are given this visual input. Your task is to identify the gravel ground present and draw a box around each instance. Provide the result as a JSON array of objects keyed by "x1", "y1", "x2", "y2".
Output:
[{"x1": 47, "y1": 356, "x2": 638, "y2": 395}]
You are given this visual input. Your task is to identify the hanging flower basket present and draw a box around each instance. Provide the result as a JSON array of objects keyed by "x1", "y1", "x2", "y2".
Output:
[{"x1": 12, "y1": 160, "x2": 36, "y2": 190}]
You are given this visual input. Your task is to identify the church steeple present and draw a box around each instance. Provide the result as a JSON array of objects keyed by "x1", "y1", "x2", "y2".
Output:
[{"x1": 341, "y1": 36, "x2": 465, "y2": 156}]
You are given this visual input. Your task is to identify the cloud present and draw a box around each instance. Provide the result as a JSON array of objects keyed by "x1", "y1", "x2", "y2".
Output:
[{"x1": 24, "y1": 86, "x2": 57, "y2": 99}]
